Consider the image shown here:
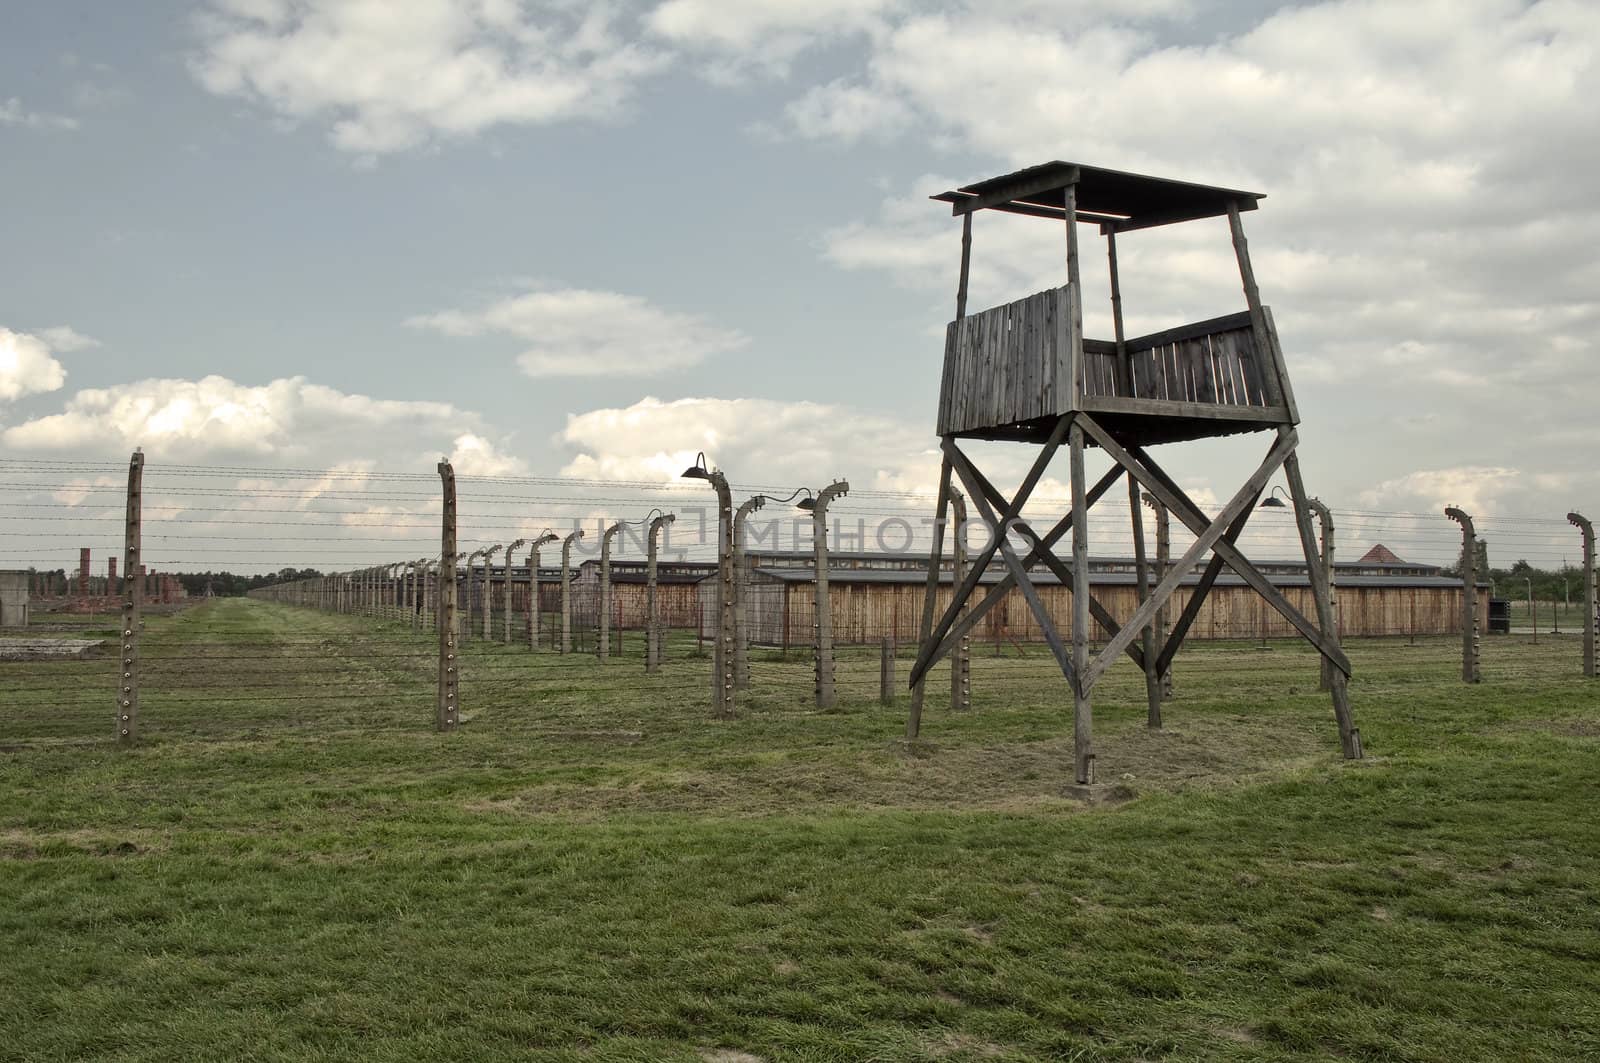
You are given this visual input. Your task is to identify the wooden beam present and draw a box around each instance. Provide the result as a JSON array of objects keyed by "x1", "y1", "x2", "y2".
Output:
[
  {"x1": 1077, "y1": 421, "x2": 1292, "y2": 692},
  {"x1": 1101, "y1": 197, "x2": 1258, "y2": 234},
  {"x1": 1121, "y1": 437, "x2": 1353, "y2": 676},
  {"x1": 947, "y1": 441, "x2": 1078, "y2": 689},
  {"x1": 1154, "y1": 504, "x2": 1255, "y2": 676},
  {"x1": 906, "y1": 455, "x2": 953, "y2": 738},
  {"x1": 1078, "y1": 396, "x2": 1287, "y2": 423},
  {"x1": 913, "y1": 463, "x2": 1124, "y2": 676},
  {"x1": 931, "y1": 192, "x2": 1125, "y2": 225},
  {"x1": 944, "y1": 166, "x2": 1079, "y2": 214},
  {"x1": 909, "y1": 416, "x2": 1072, "y2": 685},
  {"x1": 953, "y1": 453, "x2": 1145, "y2": 670}
]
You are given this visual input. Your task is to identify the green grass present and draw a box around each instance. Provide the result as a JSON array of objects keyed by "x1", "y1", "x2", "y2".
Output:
[{"x1": 2, "y1": 599, "x2": 1598, "y2": 1061}]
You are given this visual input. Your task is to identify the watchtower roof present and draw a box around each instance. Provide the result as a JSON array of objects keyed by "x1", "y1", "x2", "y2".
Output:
[{"x1": 932, "y1": 161, "x2": 1264, "y2": 231}]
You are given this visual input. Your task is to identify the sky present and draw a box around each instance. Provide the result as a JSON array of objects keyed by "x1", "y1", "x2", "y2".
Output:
[{"x1": 2, "y1": 0, "x2": 1598, "y2": 574}]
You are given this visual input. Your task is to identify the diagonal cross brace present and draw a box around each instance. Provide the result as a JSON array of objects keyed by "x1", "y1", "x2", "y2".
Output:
[
  {"x1": 954, "y1": 453, "x2": 1148, "y2": 673},
  {"x1": 1154, "y1": 503, "x2": 1255, "y2": 675},
  {"x1": 946, "y1": 440, "x2": 1080, "y2": 689},
  {"x1": 1076, "y1": 422, "x2": 1295, "y2": 692},
  {"x1": 909, "y1": 416, "x2": 1071, "y2": 683},
  {"x1": 908, "y1": 463, "x2": 1124, "y2": 686},
  {"x1": 1082, "y1": 421, "x2": 1352, "y2": 677}
]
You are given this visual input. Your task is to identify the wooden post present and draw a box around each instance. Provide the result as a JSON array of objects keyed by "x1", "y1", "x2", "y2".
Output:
[
  {"x1": 436, "y1": 462, "x2": 460, "y2": 731},
  {"x1": 880, "y1": 637, "x2": 895, "y2": 705},
  {"x1": 116, "y1": 449, "x2": 143, "y2": 745},
  {"x1": 645, "y1": 513, "x2": 674, "y2": 672},
  {"x1": 1069, "y1": 420, "x2": 1093, "y2": 783},
  {"x1": 1284, "y1": 454, "x2": 1361, "y2": 757},
  {"x1": 560, "y1": 531, "x2": 583, "y2": 655},
  {"x1": 947, "y1": 486, "x2": 970, "y2": 711},
  {"x1": 1528, "y1": 580, "x2": 1538, "y2": 646},
  {"x1": 1445, "y1": 507, "x2": 1481, "y2": 683},
  {"x1": 1570, "y1": 512, "x2": 1595, "y2": 677},
  {"x1": 1128, "y1": 474, "x2": 1161, "y2": 727},
  {"x1": 1227, "y1": 202, "x2": 1289, "y2": 412},
  {"x1": 599, "y1": 523, "x2": 622, "y2": 660},
  {"x1": 1142, "y1": 492, "x2": 1174, "y2": 697},
  {"x1": 733, "y1": 495, "x2": 766, "y2": 689},
  {"x1": 812, "y1": 480, "x2": 850, "y2": 710}
]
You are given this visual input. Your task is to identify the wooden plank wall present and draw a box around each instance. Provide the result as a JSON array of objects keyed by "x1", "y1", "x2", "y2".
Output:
[
  {"x1": 1082, "y1": 322, "x2": 1269, "y2": 406},
  {"x1": 937, "y1": 286, "x2": 1071, "y2": 435},
  {"x1": 730, "y1": 581, "x2": 1489, "y2": 646}
]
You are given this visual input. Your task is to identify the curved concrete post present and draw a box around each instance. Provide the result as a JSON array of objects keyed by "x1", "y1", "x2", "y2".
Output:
[
  {"x1": 733, "y1": 495, "x2": 767, "y2": 688},
  {"x1": 462, "y1": 549, "x2": 487, "y2": 641},
  {"x1": 560, "y1": 530, "x2": 584, "y2": 654},
  {"x1": 481, "y1": 544, "x2": 504, "y2": 640},
  {"x1": 1306, "y1": 498, "x2": 1336, "y2": 691},
  {"x1": 1570, "y1": 511, "x2": 1595, "y2": 677},
  {"x1": 599, "y1": 522, "x2": 624, "y2": 660},
  {"x1": 812, "y1": 480, "x2": 850, "y2": 709},
  {"x1": 502, "y1": 538, "x2": 528, "y2": 643},
  {"x1": 1445, "y1": 507, "x2": 1480, "y2": 683},
  {"x1": 526, "y1": 532, "x2": 558, "y2": 650},
  {"x1": 646, "y1": 513, "x2": 675, "y2": 672},
  {"x1": 708, "y1": 472, "x2": 735, "y2": 717}
]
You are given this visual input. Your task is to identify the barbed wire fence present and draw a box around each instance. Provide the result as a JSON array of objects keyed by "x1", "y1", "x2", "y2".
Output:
[{"x1": 1, "y1": 454, "x2": 1594, "y2": 748}]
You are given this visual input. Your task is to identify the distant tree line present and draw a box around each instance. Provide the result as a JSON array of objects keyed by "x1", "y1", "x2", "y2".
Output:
[{"x1": 1442, "y1": 540, "x2": 1589, "y2": 601}]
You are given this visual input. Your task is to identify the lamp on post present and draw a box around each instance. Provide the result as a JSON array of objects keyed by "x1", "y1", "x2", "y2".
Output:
[
  {"x1": 798, "y1": 480, "x2": 849, "y2": 709},
  {"x1": 682, "y1": 452, "x2": 735, "y2": 719}
]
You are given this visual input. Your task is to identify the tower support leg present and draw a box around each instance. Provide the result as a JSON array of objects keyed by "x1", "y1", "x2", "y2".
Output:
[
  {"x1": 906, "y1": 454, "x2": 952, "y2": 739},
  {"x1": 1069, "y1": 420, "x2": 1093, "y2": 784},
  {"x1": 1282, "y1": 445, "x2": 1362, "y2": 759}
]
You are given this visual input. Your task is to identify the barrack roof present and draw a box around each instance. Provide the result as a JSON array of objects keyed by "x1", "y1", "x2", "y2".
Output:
[{"x1": 932, "y1": 161, "x2": 1264, "y2": 231}]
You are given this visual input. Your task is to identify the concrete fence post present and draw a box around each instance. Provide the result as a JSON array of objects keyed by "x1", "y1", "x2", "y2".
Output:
[
  {"x1": 1142, "y1": 492, "x2": 1174, "y2": 697},
  {"x1": 481, "y1": 544, "x2": 503, "y2": 641},
  {"x1": 811, "y1": 480, "x2": 850, "y2": 710},
  {"x1": 599, "y1": 523, "x2": 623, "y2": 660},
  {"x1": 1570, "y1": 511, "x2": 1596, "y2": 678},
  {"x1": 646, "y1": 513, "x2": 675, "y2": 672},
  {"x1": 1445, "y1": 506, "x2": 1481, "y2": 684},
  {"x1": 502, "y1": 538, "x2": 528, "y2": 643},
  {"x1": 116, "y1": 448, "x2": 144, "y2": 745},
  {"x1": 1308, "y1": 498, "x2": 1336, "y2": 692},
  {"x1": 880, "y1": 636, "x2": 895, "y2": 705},
  {"x1": 560, "y1": 530, "x2": 584, "y2": 655},
  {"x1": 733, "y1": 495, "x2": 766, "y2": 688},
  {"x1": 437, "y1": 462, "x2": 461, "y2": 730},
  {"x1": 526, "y1": 532, "x2": 558, "y2": 651}
]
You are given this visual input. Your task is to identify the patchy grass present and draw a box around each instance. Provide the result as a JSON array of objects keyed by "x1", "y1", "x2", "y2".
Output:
[{"x1": 2, "y1": 598, "x2": 1598, "y2": 1061}]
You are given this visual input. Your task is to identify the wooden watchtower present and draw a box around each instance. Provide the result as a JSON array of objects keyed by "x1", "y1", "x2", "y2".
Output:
[{"x1": 906, "y1": 161, "x2": 1362, "y2": 786}]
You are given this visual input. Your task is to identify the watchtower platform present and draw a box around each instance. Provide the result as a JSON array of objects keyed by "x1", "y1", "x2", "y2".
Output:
[{"x1": 906, "y1": 161, "x2": 1361, "y2": 786}]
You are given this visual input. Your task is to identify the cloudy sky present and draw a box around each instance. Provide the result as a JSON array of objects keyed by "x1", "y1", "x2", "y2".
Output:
[{"x1": 2, "y1": 0, "x2": 1597, "y2": 570}]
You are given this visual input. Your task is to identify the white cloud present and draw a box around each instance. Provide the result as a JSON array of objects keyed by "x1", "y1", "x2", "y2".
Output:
[
  {"x1": 408, "y1": 287, "x2": 748, "y2": 377},
  {"x1": 0, "y1": 373, "x2": 496, "y2": 464},
  {"x1": 190, "y1": 0, "x2": 669, "y2": 154},
  {"x1": 647, "y1": 0, "x2": 898, "y2": 78},
  {"x1": 447, "y1": 431, "x2": 527, "y2": 476},
  {"x1": 34, "y1": 326, "x2": 101, "y2": 352},
  {"x1": 0, "y1": 327, "x2": 70, "y2": 401},
  {"x1": 0, "y1": 96, "x2": 78, "y2": 131},
  {"x1": 559, "y1": 394, "x2": 935, "y2": 491}
]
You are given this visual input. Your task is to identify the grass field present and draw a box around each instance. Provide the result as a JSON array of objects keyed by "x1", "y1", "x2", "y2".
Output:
[{"x1": 3, "y1": 598, "x2": 1598, "y2": 1061}]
